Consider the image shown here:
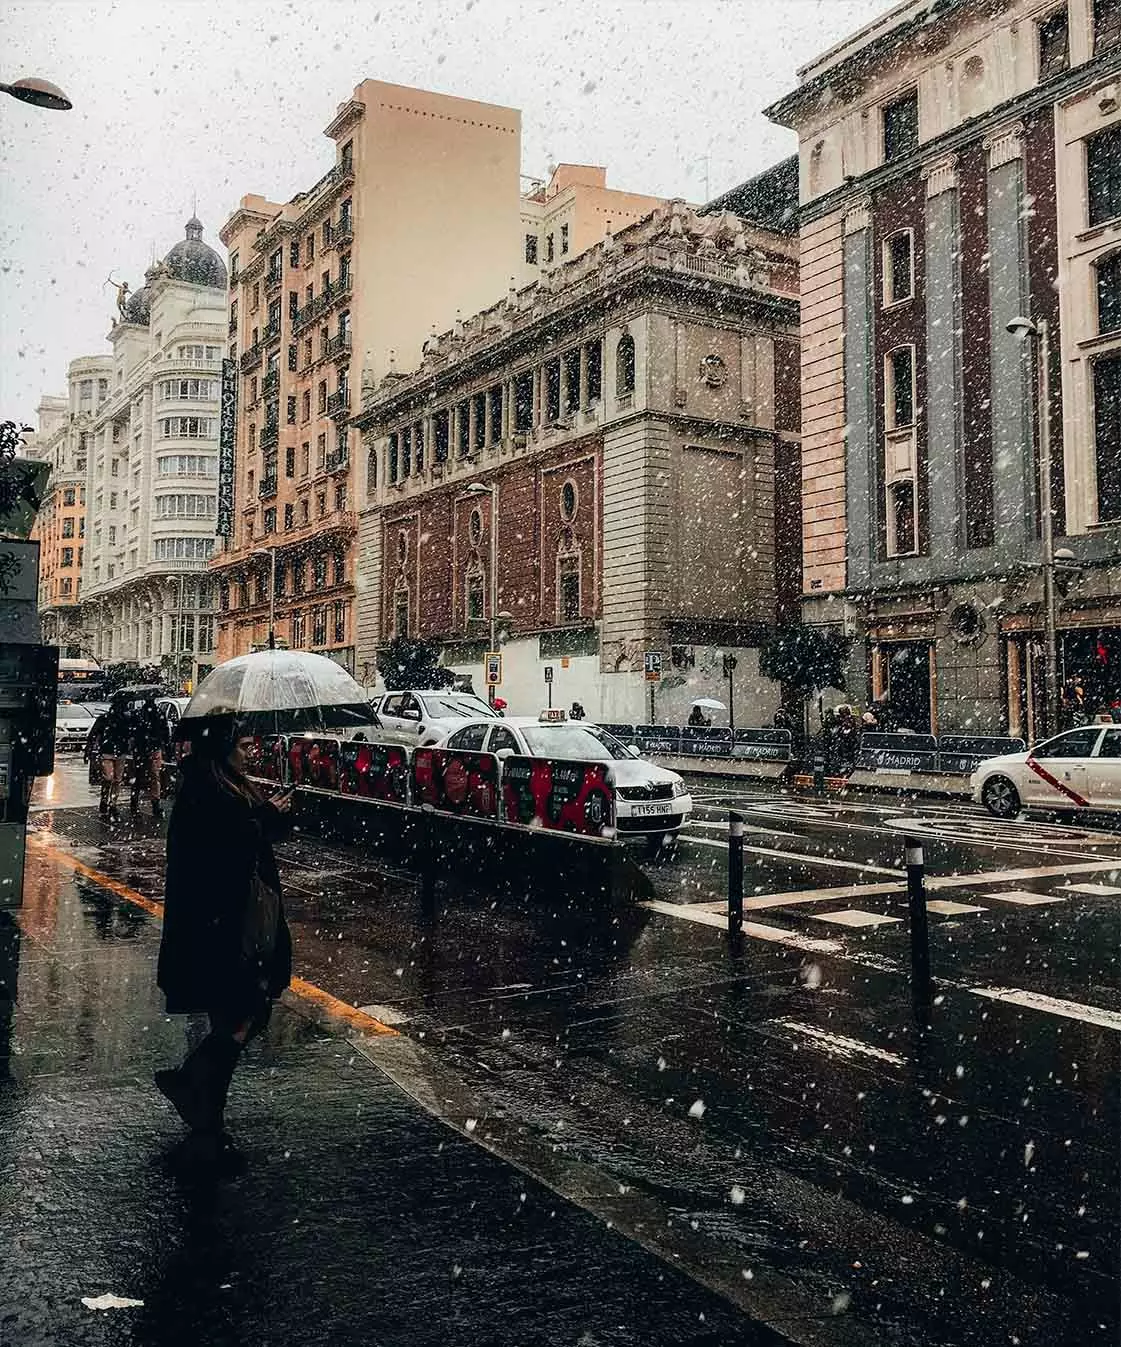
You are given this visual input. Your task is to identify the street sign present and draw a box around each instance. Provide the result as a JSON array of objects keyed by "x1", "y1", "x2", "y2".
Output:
[
  {"x1": 485, "y1": 652, "x2": 502, "y2": 686},
  {"x1": 544, "y1": 665, "x2": 554, "y2": 684},
  {"x1": 643, "y1": 651, "x2": 662, "y2": 683}
]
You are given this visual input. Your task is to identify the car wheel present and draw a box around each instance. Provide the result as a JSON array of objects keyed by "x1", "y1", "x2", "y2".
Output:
[{"x1": 982, "y1": 775, "x2": 1021, "y2": 819}]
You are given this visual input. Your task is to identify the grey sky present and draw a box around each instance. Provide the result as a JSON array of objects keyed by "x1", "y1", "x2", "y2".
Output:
[{"x1": 1, "y1": 0, "x2": 889, "y2": 424}]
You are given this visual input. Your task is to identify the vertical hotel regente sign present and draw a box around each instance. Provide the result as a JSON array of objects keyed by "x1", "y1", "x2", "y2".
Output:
[{"x1": 217, "y1": 357, "x2": 238, "y2": 538}]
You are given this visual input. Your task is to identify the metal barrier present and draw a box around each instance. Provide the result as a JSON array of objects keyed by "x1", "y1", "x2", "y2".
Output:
[
  {"x1": 605, "y1": 724, "x2": 792, "y2": 763},
  {"x1": 935, "y1": 735, "x2": 1025, "y2": 775},
  {"x1": 854, "y1": 732, "x2": 939, "y2": 773}
]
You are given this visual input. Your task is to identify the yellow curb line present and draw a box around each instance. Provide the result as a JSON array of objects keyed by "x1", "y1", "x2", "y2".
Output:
[{"x1": 27, "y1": 836, "x2": 398, "y2": 1038}]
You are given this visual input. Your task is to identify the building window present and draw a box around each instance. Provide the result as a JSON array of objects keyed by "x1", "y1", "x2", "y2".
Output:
[
  {"x1": 63, "y1": 487, "x2": 75, "y2": 506},
  {"x1": 886, "y1": 347, "x2": 915, "y2": 428},
  {"x1": 313, "y1": 554, "x2": 328, "y2": 588},
  {"x1": 545, "y1": 359, "x2": 561, "y2": 422},
  {"x1": 561, "y1": 480, "x2": 577, "y2": 521},
  {"x1": 292, "y1": 555, "x2": 305, "y2": 592},
  {"x1": 1088, "y1": 124, "x2": 1121, "y2": 227},
  {"x1": 514, "y1": 371, "x2": 534, "y2": 432},
  {"x1": 318, "y1": 381, "x2": 327, "y2": 414},
  {"x1": 317, "y1": 492, "x2": 326, "y2": 518},
  {"x1": 289, "y1": 290, "x2": 299, "y2": 321},
  {"x1": 62, "y1": 516, "x2": 74, "y2": 538},
  {"x1": 563, "y1": 349, "x2": 580, "y2": 415},
  {"x1": 263, "y1": 506, "x2": 276, "y2": 534},
  {"x1": 394, "y1": 589, "x2": 409, "y2": 639},
  {"x1": 288, "y1": 344, "x2": 297, "y2": 372},
  {"x1": 558, "y1": 554, "x2": 581, "y2": 623},
  {"x1": 1094, "y1": 355, "x2": 1121, "y2": 521},
  {"x1": 887, "y1": 480, "x2": 918, "y2": 557},
  {"x1": 466, "y1": 568, "x2": 484, "y2": 624},
  {"x1": 287, "y1": 396, "x2": 297, "y2": 426},
  {"x1": 882, "y1": 89, "x2": 919, "y2": 162},
  {"x1": 434, "y1": 409, "x2": 450, "y2": 464},
  {"x1": 615, "y1": 332, "x2": 636, "y2": 396},
  {"x1": 60, "y1": 578, "x2": 72, "y2": 597},
  {"x1": 301, "y1": 442, "x2": 310, "y2": 477},
  {"x1": 1094, "y1": 0, "x2": 1121, "y2": 52},
  {"x1": 333, "y1": 600, "x2": 346, "y2": 644},
  {"x1": 586, "y1": 340, "x2": 602, "y2": 404},
  {"x1": 302, "y1": 390, "x2": 311, "y2": 422},
  {"x1": 1038, "y1": 8, "x2": 1069, "y2": 78},
  {"x1": 61, "y1": 547, "x2": 73, "y2": 567},
  {"x1": 291, "y1": 610, "x2": 305, "y2": 647},
  {"x1": 399, "y1": 426, "x2": 411, "y2": 479},
  {"x1": 472, "y1": 394, "x2": 486, "y2": 450},
  {"x1": 560, "y1": 223, "x2": 569, "y2": 255},
  {"x1": 313, "y1": 605, "x2": 327, "y2": 646},
  {"x1": 335, "y1": 483, "x2": 347, "y2": 513},
  {"x1": 341, "y1": 139, "x2": 353, "y2": 173},
  {"x1": 289, "y1": 240, "x2": 300, "y2": 268},
  {"x1": 333, "y1": 551, "x2": 345, "y2": 585},
  {"x1": 487, "y1": 386, "x2": 503, "y2": 445},
  {"x1": 284, "y1": 502, "x2": 294, "y2": 530},
  {"x1": 456, "y1": 402, "x2": 470, "y2": 457},
  {"x1": 1098, "y1": 252, "x2": 1121, "y2": 334},
  {"x1": 884, "y1": 231, "x2": 914, "y2": 305},
  {"x1": 546, "y1": 233, "x2": 555, "y2": 263},
  {"x1": 525, "y1": 233, "x2": 538, "y2": 264},
  {"x1": 317, "y1": 433, "x2": 326, "y2": 468}
]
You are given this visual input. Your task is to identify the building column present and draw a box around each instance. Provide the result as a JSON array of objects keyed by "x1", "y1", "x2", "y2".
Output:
[
  {"x1": 578, "y1": 345, "x2": 589, "y2": 412},
  {"x1": 842, "y1": 199, "x2": 875, "y2": 588}
]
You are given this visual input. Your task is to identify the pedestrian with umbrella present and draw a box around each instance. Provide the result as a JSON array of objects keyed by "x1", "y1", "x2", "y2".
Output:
[{"x1": 154, "y1": 712, "x2": 295, "y2": 1158}]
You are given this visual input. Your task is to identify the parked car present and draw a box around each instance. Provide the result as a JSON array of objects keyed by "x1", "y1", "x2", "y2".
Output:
[
  {"x1": 437, "y1": 711, "x2": 693, "y2": 841},
  {"x1": 972, "y1": 724, "x2": 1121, "y2": 817},
  {"x1": 369, "y1": 690, "x2": 499, "y2": 746},
  {"x1": 55, "y1": 702, "x2": 98, "y2": 753}
]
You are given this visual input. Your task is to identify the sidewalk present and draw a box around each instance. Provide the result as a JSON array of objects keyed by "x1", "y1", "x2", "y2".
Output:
[{"x1": 0, "y1": 843, "x2": 778, "y2": 1347}]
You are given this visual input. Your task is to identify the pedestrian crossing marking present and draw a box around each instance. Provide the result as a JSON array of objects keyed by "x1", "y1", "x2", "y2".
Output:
[
  {"x1": 970, "y1": 987, "x2": 1121, "y2": 1033},
  {"x1": 1058, "y1": 882, "x2": 1121, "y2": 896},
  {"x1": 640, "y1": 899, "x2": 843, "y2": 952},
  {"x1": 810, "y1": 909, "x2": 901, "y2": 928},
  {"x1": 989, "y1": 891, "x2": 1066, "y2": 906},
  {"x1": 925, "y1": 900, "x2": 986, "y2": 916}
]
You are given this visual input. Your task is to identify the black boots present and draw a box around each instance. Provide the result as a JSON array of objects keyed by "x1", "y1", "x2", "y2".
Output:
[{"x1": 155, "y1": 1032, "x2": 243, "y2": 1134}]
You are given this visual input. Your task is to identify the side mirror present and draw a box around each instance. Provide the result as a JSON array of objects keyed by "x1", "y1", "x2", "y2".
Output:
[{"x1": 627, "y1": 744, "x2": 642, "y2": 758}]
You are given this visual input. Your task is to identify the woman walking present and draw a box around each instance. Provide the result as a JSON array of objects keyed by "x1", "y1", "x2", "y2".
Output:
[{"x1": 155, "y1": 716, "x2": 294, "y2": 1153}]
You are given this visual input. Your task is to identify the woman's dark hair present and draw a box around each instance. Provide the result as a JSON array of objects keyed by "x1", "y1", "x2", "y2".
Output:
[{"x1": 182, "y1": 715, "x2": 263, "y2": 805}]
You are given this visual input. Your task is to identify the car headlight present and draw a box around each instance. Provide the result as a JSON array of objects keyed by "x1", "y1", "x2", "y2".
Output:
[{"x1": 671, "y1": 780, "x2": 688, "y2": 798}]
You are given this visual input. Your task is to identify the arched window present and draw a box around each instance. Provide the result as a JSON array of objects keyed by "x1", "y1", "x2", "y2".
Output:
[{"x1": 615, "y1": 332, "x2": 635, "y2": 397}]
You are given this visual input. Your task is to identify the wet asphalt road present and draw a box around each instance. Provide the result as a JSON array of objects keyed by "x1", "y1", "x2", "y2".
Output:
[{"x1": 17, "y1": 757, "x2": 1121, "y2": 1346}]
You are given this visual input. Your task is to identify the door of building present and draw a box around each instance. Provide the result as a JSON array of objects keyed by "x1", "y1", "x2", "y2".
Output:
[{"x1": 882, "y1": 641, "x2": 932, "y2": 733}]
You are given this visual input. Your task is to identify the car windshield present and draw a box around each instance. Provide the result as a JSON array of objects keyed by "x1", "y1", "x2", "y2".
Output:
[
  {"x1": 420, "y1": 696, "x2": 497, "y2": 720},
  {"x1": 519, "y1": 724, "x2": 632, "y2": 761},
  {"x1": 56, "y1": 706, "x2": 94, "y2": 725}
]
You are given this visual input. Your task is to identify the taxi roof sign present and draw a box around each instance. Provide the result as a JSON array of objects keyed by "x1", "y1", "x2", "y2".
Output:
[{"x1": 539, "y1": 708, "x2": 567, "y2": 722}]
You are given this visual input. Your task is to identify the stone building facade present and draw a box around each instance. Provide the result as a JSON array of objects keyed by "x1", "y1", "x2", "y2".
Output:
[
  {"x1": 78, "y1": 218, "x2": 227, "y2": 688},
  {"x1": 353, "y1": 202, "x2": 800, "y2": 723},
  {"x1": 767, "y1": 0, "x2": 1121, "y2": 738},
  {"x1": 26, "y1": 363, "x2": 107, "y2": 654}
]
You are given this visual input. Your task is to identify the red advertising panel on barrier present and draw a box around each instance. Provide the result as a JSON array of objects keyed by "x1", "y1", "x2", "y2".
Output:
[
  {"x1": 247, "y1": 735, "x2": 287, "y2": 783},
  {"x1": 288, "y1": 737, "x2": 341, "y2": 792},
  {"x1": 339, "y1": 740, "x2": 410, "y2": 803},
  {"x1": 501, "y1": 757, "x2": 614, "y2": 836},
  {"x1": 412, "y1": 747, "x2": 500, "y2": 819}
]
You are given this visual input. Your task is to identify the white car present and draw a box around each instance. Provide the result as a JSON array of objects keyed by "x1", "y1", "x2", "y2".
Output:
[
  {"x1": 437, "y1": 713, "x2": 693, "y2": 839},
  {"x1": 55, "y1": 702, "x2": 98, "y2": 752},
  {"x1": 369, "y1": 689, "x2": 499, "y2": 746},
  {"x1": 971, "y1": 724, "x2": 1121, "y2": 817}
]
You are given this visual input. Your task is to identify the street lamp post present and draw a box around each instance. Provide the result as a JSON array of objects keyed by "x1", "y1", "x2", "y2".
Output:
[
  {"x1": 1008, "y1": 315, "x2": 1059, "y2": 736},
  {"x1": 254, "y1": 547, "x2": 277, "y2": 651},
  {"x1": 0, "y1": 76, "x2": 72, "y2": 111}
]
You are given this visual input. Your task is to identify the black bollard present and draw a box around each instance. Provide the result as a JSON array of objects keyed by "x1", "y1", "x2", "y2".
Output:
[
  {"x1": 905, "y1": 836, "x2": 932, "y2": 1020},
  {"x1": 728, "y1": 811, "x2": 744, "y2": 938}
]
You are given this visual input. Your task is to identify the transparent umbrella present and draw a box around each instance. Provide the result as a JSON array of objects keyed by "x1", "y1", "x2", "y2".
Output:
[
  {"x1": 182, "y1": 650, "x2": 377, "y2": 736},
  {"x1": 690, "y1": 698, "x2": 727, "y2": 712}
]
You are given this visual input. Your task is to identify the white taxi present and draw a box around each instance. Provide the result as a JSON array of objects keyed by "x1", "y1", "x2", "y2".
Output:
[
  {"x1": 972, "y1": 724, "x2": 1121, "y2": 817},
  {"x1": 436, "y1": 711, "x2": 693, "y2": 840}
]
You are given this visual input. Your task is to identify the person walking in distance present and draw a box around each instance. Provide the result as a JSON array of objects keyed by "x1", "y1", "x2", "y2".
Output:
[
  {"x1": 570, "y1": 701, "x2": 586, "y2": 721},
  {"x1": 129, "y1": 692, "x2": 171, "y2": 818},
  {"x1": 98, "y1": 698, "x2": 131, "y2": 818},
  {"x1": 155, "y1": 717, "x2": 294, "y2": 1156}
]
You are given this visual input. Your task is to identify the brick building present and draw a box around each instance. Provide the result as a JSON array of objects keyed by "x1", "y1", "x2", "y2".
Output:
[
  {"x1": 767, "y1": 0, "x2": 1121, "y2": 738},
  {"x1": 353, "y1": 197, "x2": 800, "y2": 723}
]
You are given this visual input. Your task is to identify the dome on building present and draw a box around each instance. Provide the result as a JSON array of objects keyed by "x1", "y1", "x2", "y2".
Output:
[
  {"x1": 161, "y1": 215, "x2": 228, "y2": 290},
  {"x1": 123, "y1": 265, "x2": 159, "y2": 325}
]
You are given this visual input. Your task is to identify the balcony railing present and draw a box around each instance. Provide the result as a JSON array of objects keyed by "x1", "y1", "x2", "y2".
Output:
[
  {"x1": 325, "y1": 331, "x2": 352, "y2": 360},
  {"x1": 265, "y1": 269, "x2": 282, "y2": 294},
  {"x1": 262, "y1": 317, "x2": 282, "y2": 344},
  {"x1": 326, "y1": 389, "x2": 350, "y2": 419},
  {"x1": 332, "y1": 272, "x2": 352, "y2": 305},
  {"x1": 262, "y1": 369, "x2": 280, "y2": 397},
  {"x1": 326, "y1": 446, "x2": 349, "y2": 472},
  {"x1": 258, "y1": 475, "x2": 278, "y2": 499},
  {"x1": 228, "y1": 317, "x2": 237, "y2": 337},
  {"x1": 293, "y1": 285, "x2": 333, "y2": 333},
  {"x1": 260, "y1": 422, "x2": 280, "y2": 450},
  {"x1": 229, "y1": 272, "x2": 239, "y2": 291},
  {"x1": 239, "y1": 342, "x2": 262, "y2": 373}
]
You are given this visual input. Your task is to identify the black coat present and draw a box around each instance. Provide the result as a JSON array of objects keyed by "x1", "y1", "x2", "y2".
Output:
[{"x1": 157, "y1": 762, "x2": 292, "y2": 1017}]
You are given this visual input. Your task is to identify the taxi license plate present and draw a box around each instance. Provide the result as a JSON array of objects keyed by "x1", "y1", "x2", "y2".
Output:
[{"x1": 631, "y1": 802, "x2": 671, "y2": 817}]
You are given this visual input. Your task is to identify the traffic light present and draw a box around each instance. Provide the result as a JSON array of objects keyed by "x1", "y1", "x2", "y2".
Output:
[{"x1": 722, "y1": 653, "x2": 738, "y2": 680}]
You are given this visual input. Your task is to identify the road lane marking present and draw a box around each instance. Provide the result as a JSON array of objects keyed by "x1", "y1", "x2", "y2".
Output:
[
  {"x1": 677, "y1": 833, "x2": 904, "y2": 877},
  {"x1": 26, "y1": 837, "x2": 399, "y2": 1038},
  {"x1": 1059, "y1": 881, "x2": 1121, "y2": 896},
  {"x1": 683, "y1": 818, "x2": 800, "y2": 839},
  {"x1": 809, "y1": 909, "x2": 901, "y2": 928},
  {"x1": 772, "y1": 1019, "x2": 907, "y2": 1067},
  {"x1": 640, "y1": 899, "x2": 843, "y2": 953},
  {"x1": 925, "y1": 900, "x2": 986, "y2": 916},
  {"x1": 988, "y1": 891, "x2": 1066, "y2": 906},
  {"x1": 970, "y1": 987, "x2": 1121, "y2": 1033}
]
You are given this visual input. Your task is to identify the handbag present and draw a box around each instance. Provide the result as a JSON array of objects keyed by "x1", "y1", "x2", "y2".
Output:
[{"x1": 242, "y1": 865, "x2": 281, "y2": 965}]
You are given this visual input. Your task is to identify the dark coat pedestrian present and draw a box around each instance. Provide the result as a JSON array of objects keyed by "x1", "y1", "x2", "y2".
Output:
[
  {"x1": 155, "y1": 718, "x2": 294, "y2": 1143},
  {"x1": 570, "y1": 702, "x2": 586, "y2": 720}
]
